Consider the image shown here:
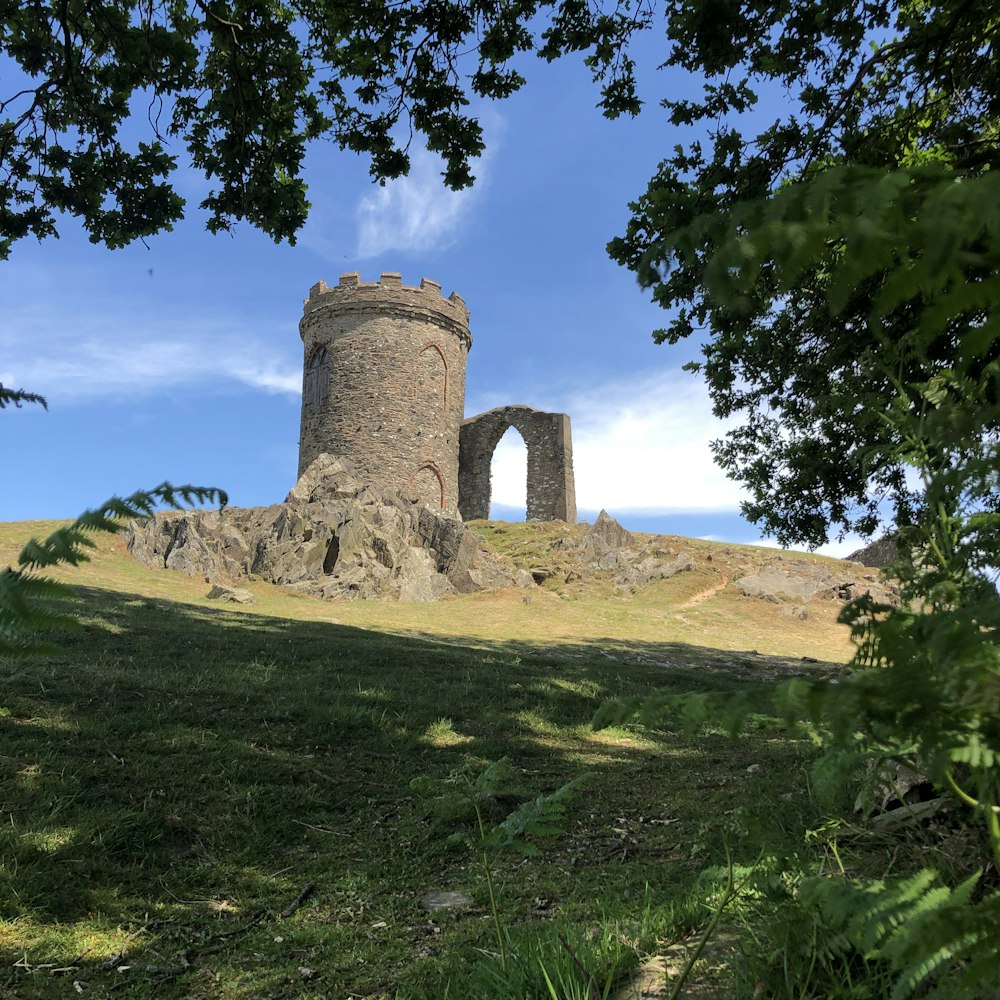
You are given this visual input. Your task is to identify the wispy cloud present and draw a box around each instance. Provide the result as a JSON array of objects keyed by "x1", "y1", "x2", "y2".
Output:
[
  {"x1": 354, "y1": 150, "x2": 480, "y2": 258},
  {"x1": 489, "y1": 368, "x2": 749, "y2": 514},
  {"x1": 354, "y1": 121, "x2": 500, "y2": 259},
  {"x1": 0, "y1": 306, "x2": 300, "y2": 402}
]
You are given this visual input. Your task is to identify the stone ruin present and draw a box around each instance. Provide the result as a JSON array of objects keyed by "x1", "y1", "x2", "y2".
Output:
[
  {"x1": 127, "y1": 272, "x2": 577, "y2": 601},
  {"x1": 299, "y1": 272, "x2": 576, "y2": 522},
  {"x1": 459, "y1": 405, "x2": 575, "y2": 521}
]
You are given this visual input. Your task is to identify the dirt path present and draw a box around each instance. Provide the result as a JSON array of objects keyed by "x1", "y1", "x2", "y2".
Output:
[
  {"x1": 675, "y1": 576, "x2": 731, "y2": 609},
  {"x1": 615, "y1": 929, "x2": 742, "y2": 999}
]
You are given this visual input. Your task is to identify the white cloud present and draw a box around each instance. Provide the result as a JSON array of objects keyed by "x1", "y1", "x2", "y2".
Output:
[
  {"x1": 0, "y1": 308, "x2": 300, "y2": 402},
  {"x1": 740, "y1": 534, "x2": 867, "y2": 559},
  {"x1": 298, "y1": 109, "x2": 502, "y2": 262},
  {"x1": 355, "y1": 151, "x2": 477, "y2": 258},
  {"x1": 489, "y1": 368, "x2": 748, "y2": 513},
  {"x1": 815, "y1": 536, "x2": 867, "y2": 559},
  {"x1": 354, "y1": 137, "x2": 496, "y2": 259}
]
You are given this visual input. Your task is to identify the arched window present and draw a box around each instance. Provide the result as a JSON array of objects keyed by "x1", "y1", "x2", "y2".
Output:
[
  {"x1": 488, "y1": 425, "x2": 528, "y2": 519},
  {"x1": 417, "y1": 342, "x2": 448, "y2": 408},
  {"x1": 303, "y1": 347, "x2": 330, "y2": 410}
]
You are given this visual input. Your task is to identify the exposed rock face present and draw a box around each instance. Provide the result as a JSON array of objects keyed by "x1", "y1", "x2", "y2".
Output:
[
  {"x1": 846, "y1": 534, "x2": 899, "y2": 568},
  {"x1": 734, "y1": 558, "x2": 898, "y2": 605},
  {"x1": 586, "y1": 509, "x2": 634, "y2": 550},
  {"x1": 538, "y1": 511, "x2": 694, "y2": 593},
  {"x1": 127, "y1": 454, "x2": 528, "y2": 601}
]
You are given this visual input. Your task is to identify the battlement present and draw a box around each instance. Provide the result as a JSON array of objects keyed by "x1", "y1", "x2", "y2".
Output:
[
  {"x1": 301, "y1": 271, "x2": 471, "y2": 347},
  {"x1": 303, "y1": 271, "x2": 469, "y2": 316}
]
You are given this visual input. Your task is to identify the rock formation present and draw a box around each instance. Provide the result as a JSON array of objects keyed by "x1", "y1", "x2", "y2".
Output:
[
  {"x1": 735, "y1": 557, "x2": 898, "y2": 605},
  {"x1": 846, "y1": 533, "x2": 899, "y2": 568},
  {"x1": 537, "y1": 510, "x2": 694, "y2": 593},
  {"x1": 127, "y1": 455, "x2": 532, "y2": 601}
]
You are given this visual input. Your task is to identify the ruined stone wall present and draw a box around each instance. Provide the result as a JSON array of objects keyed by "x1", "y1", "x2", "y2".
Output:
[
  {"x1": 298, "y1": 272, "x2": 471, "y2": 512},
  {"x1": 458, "y1": 405, "x2": 577, "y2": 522}
]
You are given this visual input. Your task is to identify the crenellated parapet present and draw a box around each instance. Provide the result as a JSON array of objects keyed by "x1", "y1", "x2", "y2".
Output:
[{"x1": 301, "y1": 272, "x2": 472, "y2": 350}]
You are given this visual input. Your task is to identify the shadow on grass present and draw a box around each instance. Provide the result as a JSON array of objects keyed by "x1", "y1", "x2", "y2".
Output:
[{"x1": 0, "y1": 586, "x2": 841, "y2": 999}]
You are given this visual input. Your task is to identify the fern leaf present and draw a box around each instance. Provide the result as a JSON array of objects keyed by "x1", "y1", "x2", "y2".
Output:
[
  {"x1": 0, "y1": 384, "x2": 47, "y2": 409},
  {"x1": 472, "y1": 757, "x2": 519, "y2": 801},
  {"x1": 1, "y1": 482, "x2": 226, "y2": 656},
  {"x1": 487, "y1": 773, "x2": 589, "y2": 854}
]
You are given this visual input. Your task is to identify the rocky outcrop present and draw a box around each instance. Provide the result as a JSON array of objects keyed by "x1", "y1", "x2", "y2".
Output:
[
  {"x1": 846, "y1": 533, "x2": 899, "y2": 568},
  {"x1": 587, "y1": 509, "x2": 634, "y2": 550},
  {"x1": 734, "y1": 557, "x2": 898, "y2": 605},
  {"x1": 206, "y1": 585, "x2": 256, "y2": 605},
  {"x1": 127, "y1": 454, "x2": 529, "y2": 601},
  {"x1": 540, "y1": 511, "x2": 694, "y2": 593}
]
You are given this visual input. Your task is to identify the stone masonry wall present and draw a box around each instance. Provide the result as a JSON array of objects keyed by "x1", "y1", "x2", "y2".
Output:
[
  {"x1": 298, "y1": 272, "x2": 471, "y2": 513},
  {"x1": 458, "y1": 405, "x2": 577, "y2": 522}
]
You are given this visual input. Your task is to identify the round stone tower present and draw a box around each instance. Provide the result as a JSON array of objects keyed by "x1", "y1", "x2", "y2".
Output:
[{"x1": 297, "y1": 271, "x2": 472, "y2": 513}]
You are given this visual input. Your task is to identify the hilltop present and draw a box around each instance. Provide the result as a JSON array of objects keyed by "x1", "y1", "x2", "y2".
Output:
[{"x1": 0, "y1": 514, "x2": 879, "y2": 666}]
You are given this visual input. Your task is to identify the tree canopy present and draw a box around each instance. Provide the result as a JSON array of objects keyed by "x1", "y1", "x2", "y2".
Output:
[
  {"x1": 0, "y1": 0, "x2": 650, "y2": 257},
  {"x1": 608, "y1": 0, "x2": 999, "y2": 545}
]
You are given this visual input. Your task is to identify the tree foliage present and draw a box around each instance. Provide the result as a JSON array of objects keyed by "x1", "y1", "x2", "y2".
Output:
[
  {"x1": 5, "y1": 1, "x2": 997, "y2": 545},
  {"x1": 0, "y1": 382, "x2": 47, "y2": 410},
  {"x1": 0, "y1": 0, "x2": 652, "y2": 259},
  {"x1": 598, "y1": 151, "x2": 1000, "y2": 997},
  {"x1": 609, "y1": 0, "x2": 1000, "y2": 545}
]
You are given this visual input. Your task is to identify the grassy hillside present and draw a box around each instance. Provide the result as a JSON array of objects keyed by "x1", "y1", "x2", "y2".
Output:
[
  {"x1": 0, "y1": 518, "x2": 857, "y2": 663},
  {"x1": 0, "y1": 519, "x2": 931, "y2": 999}
]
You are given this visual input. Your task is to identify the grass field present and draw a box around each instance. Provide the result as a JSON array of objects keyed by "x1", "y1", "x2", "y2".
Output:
[{"x1": 0, "y1": 519, "x2": 946, "y2": 999}]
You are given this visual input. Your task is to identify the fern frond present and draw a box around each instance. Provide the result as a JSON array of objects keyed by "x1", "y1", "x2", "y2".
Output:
[
  {"x1": 17, "y1": 482, "x2": 228, "y2": 571},
  {"x1": 1, "y1": 482, "x2": 226, "y2": 656},
  {"x1": 799, "y1": 872, "x2": 1000, "y2": 999},
  {"x1": 472, "y1": 757, "x2": 519, "y2": 801},
  {"x1": 481, "y1": 773, "x2": 589, "y2": 856},
  {"x1": 0, "y1": 384, "x2": 47, "y2": 409},
  {"x1": 592, "y1": 695, "x2": 645, "y2": 730}
]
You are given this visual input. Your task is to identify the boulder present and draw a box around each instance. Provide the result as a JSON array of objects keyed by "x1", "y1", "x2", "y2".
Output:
[
  {"x1": 735, "y1": 558, "x2": 899, "y2": 606},
  {"x1": 653, "y1": 553, "x2": 694, "y2": 579},
  {"x1": 736, "y1": 567, "x2": 838, "y2": 602},
  {"x1": 206, "y1": 585, "x2": 256, "y2": 605},
  {"x1": 127, "y1": 454, "x2": 527, "y2": 603}
]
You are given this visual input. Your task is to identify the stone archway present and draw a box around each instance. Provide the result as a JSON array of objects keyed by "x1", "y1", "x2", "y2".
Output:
[{"x1": 458, "y1": 405, "x2": 576, "y2": 522}]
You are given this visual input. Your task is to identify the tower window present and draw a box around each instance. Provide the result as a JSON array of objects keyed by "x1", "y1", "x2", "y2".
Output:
[{"x1": 304, "y1": 347, "x2": 330, "y2": 409}]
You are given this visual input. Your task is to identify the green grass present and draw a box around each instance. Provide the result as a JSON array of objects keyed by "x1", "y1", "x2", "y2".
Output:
[{"x1": 0, "y1": 518, "x2": 965, "y2": 999}]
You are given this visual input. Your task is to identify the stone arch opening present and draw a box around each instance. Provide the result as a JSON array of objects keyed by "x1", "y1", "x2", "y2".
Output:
[
  {"x1": 488, "y1": 426, "x2": 528, "y2": 519},
  {"x1": 407, "y1": 461, "x2": 446, "y2": 509},
  {"x1": 459, "y1": 406, "x2": 577, "y2": 522},
  {"x1": 303, "y1": 346, "x2": 330, "y2": 410},
  {"x1": 417, "y1": 342, "x2": 448, "y2": 408}
]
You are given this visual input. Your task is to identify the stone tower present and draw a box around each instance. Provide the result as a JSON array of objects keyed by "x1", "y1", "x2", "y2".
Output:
[{"x1": 297, "y1": 271, "x2": 472, "y2": 512}]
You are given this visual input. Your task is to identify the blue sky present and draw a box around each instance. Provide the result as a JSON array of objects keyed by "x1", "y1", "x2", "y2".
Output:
[{"x1": 0, "y1": 33, "x2": 861, "y2": 557}]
